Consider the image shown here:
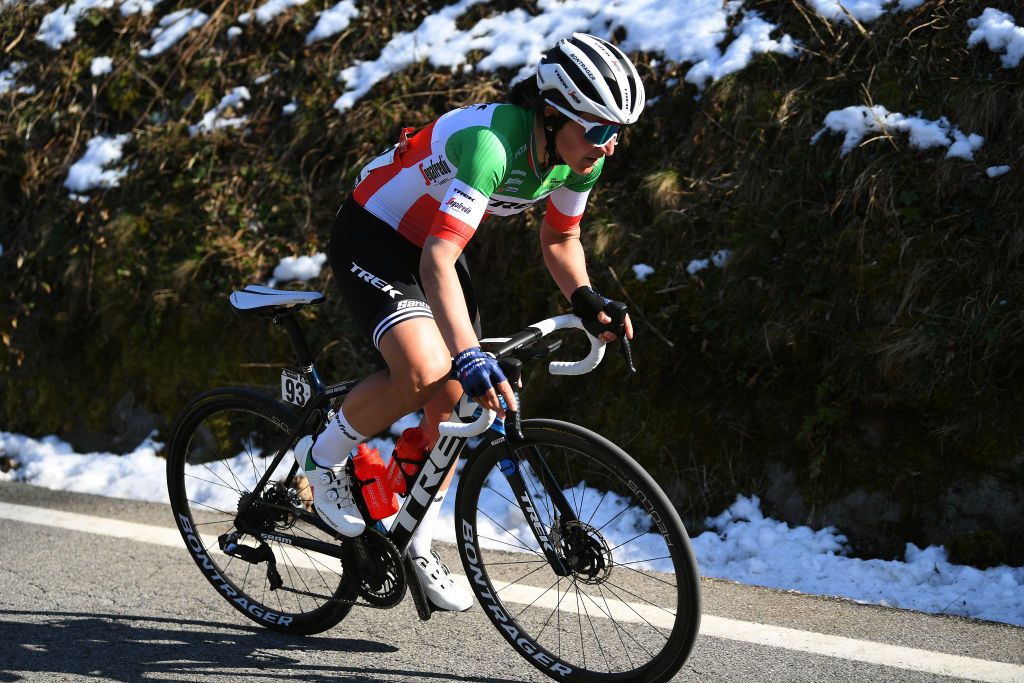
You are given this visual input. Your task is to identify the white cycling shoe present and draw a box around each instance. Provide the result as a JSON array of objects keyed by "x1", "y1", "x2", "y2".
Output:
[
  {"x1": 412, "y1": 550, "x2": 473, "y2": 612},
  {"x1": 294, "y1": 436, "x2": 365, "y2": 538}
]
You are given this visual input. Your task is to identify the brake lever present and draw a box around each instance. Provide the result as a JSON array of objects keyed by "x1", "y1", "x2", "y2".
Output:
[
  {"x1": 619, "y1": 336, "x2": 637, "y2": 374},
  {"x1": 603, "y1": 301, "x2": 636, "y2": 374}
]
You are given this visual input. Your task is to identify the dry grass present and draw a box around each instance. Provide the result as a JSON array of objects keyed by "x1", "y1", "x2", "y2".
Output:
[{"x1": 1, "y1": 0, "x2": 1022, "y2": 561}]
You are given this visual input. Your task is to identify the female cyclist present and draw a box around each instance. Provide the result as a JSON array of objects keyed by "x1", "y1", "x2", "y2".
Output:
[{"x1": 294, "y1": 32, "x2": 645, "y2": 612}]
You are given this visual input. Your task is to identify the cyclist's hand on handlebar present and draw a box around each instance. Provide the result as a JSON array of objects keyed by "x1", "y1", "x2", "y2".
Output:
[
  {"x1": 595, "y1": 310, "x2": 633, "y2": 343},
  {"x1": 454, "y1": 347, "x2": 518, "y2": 418},
  {"x1": 572, "y1": 287, "x2": 637, "y2": 372},
  {"x1": 571, "y1": 286, "x2": 632, "y2": 343}
]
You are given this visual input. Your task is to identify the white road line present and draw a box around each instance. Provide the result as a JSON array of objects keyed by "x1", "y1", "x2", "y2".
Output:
[{"x1": 3, "y1": 501, "x2": 1022, "y2": 683}]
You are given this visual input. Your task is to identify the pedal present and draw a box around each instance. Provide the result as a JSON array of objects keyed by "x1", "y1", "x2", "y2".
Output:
[{"x1": 404, "y1": 553, "x2": 434, "y2": 621}]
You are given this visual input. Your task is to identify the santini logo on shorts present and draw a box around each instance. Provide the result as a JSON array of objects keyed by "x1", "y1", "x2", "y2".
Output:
[{"x1": 419, "y1": 157, "x2": 453, "y2": 186}]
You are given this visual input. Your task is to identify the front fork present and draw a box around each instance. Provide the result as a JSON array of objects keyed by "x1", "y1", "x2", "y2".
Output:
[{"x1": 493, "y1": 358, "x2": 577, "y2": 577}]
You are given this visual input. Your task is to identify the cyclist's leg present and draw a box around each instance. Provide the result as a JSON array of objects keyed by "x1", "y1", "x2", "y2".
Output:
[
  {"x1": 314, "y1": 198, "x2": 453, "y2": 464},
  {"x1": 340, "y1": 317, "x2": 454, "y2": 437},
  {"x1": 419, "y1": 380, "x2": 461, "y2": 449},
  {"x1": 324, "y1": 198, "x2": 480, "y2": 456},
  {"x1": 347, "y1": 321, "x2": 472, "y2": 610}
]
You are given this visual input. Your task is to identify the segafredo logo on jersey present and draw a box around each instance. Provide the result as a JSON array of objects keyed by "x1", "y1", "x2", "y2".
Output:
[
  {"x1": 440, "y1": 181, "x2": 485, "y2": 220},
  {"x1": 419, "y1": 157, "x2": 453, "y2": 186},
  {"x1": 446, "y1": 198, "x2": 473, "y2": 215}
]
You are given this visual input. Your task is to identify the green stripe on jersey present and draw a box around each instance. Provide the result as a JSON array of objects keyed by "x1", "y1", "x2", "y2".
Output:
[{"x1": 444, "y1": 104, "x2": 603, "y2": 215}]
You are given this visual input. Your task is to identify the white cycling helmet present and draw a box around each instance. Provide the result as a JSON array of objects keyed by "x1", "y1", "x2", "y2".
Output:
[{"x1": 536, "y1": 32, "x2": 645, "y2": 125}]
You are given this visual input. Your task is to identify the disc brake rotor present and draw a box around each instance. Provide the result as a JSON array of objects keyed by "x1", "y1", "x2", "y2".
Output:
[{"x1": 557, "y1": 520, "x2": 613, "y2": 584}]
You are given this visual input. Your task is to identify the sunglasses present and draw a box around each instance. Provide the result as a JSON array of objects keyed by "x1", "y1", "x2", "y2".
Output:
[{"x1": 545, "y1": 99, "x2": 622, "y2": 145}]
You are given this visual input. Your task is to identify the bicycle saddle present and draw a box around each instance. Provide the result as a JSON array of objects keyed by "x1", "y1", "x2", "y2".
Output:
[{"x1": 230, "y1": 284, "x2": 325, "y2": 317}]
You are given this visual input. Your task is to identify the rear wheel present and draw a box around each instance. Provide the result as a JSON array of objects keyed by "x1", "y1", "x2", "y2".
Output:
[
  {"x1": 455, "y1": 419, "x2": 701, "y2": 682},
  {"x1": 166, "y1": 388, "x2": 353, "y2": 634}
]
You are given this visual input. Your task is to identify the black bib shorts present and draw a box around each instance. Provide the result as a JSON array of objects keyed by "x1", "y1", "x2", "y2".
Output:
[{"x1": 328, "y1": 197, "x2": 480, "y2": 353}]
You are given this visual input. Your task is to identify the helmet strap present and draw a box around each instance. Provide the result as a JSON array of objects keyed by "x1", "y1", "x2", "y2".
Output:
[{"x1": 541, "y1": 112, "x2": 565, "y2": 170}]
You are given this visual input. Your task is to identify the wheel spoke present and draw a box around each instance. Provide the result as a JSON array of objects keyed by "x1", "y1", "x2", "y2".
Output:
[
  {"x1": 607, "y1": 530, "x2": 649, "y2": 553},
  {"x1": 498, "y1": 561, "x2": 555, "y2": 597},
  {"x1": 613, "y1": 560, "x2": 680, "y2": 589},
  {"x1": 170, "y1": 396, "x2": 350, "y2": 634},
  {"x1": 186, "y1": 497, "x2": 236, "y2": 517},
  {"x1": 511, "y1": 574, "x2": 562, "y2": 622},
  {"x1": 191, "y1": 463, "x2": 245, "y2": 497},
  {"x1": 613, "y1": 555, "x2": 673, "y2": 567},
  {"x1": 478, "y1": 509, "x2": 544, "y2": 555},
  {"x1": 599, "y1": 579, "x2": 676, "y2": 635},
  {"x1": 466, "y1": 426, "x2": 698, "y2": 680},
  {"x1": 584, "y1": 489, "x2": 610, "y2": 527},
  {"x1": 482, "y1": 483, "x2": 519, "y2": 510},
  {"x1": 578, "y1": 580, "x2": 613, "y2": 673},
  {"x1": 477, "y1": 534, "x2": 546, "y2": 556}
]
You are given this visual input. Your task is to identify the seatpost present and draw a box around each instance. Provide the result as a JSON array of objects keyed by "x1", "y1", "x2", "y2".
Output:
[{"x1": 273, "y1": 312, "x2": 315, "y2": 367}]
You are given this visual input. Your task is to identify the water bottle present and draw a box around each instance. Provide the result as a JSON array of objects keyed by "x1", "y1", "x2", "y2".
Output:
[
  {"x1": 351, "y1": 444, "x2": 400, "y2": 520},
  {"x1": 386, "y1": 427, "x2": 429, "y2": 496}
]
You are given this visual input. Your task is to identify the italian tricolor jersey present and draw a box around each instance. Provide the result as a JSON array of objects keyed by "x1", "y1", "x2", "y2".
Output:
[{"x1": 352, "y1": 103, "x2": 603, "y2": 250}]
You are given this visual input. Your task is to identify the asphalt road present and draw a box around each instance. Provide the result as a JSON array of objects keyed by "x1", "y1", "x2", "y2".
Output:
[{"x1": 1, "y1": 481, "x2": 1021, "y2": 682}]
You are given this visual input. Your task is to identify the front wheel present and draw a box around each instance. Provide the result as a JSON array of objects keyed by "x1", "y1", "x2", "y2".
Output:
[
  {"x1": 166, "y1": 388, "x2": 353, "y2": 634},
  {"x1": 455, "y1": 419, "x2": 701, "y2": 682}
]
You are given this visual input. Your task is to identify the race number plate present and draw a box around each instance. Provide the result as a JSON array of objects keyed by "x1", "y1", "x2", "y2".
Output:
[{"x1": 280, "y1": 369, "x2": 310, "y2": 407}]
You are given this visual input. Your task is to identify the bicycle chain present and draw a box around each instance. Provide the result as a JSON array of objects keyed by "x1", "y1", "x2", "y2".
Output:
[
  {"x1": 268, "y1": 528, "x2": 406, "y2": 610},
  {"x1": 272, "y1": 583, "x2": 395, "y2": 609}
]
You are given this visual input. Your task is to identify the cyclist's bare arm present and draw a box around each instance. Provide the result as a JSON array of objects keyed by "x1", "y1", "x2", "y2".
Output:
[
  {"x1": 539, "y1": 219, "x2": 633, "y2": 343},
  {"x1": 420, "y1": 236, "x2": 518, "y2": 416}
]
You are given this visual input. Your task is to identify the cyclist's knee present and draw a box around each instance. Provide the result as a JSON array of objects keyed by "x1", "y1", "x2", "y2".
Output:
[
  {"x1": 393, "y1": 353, "x2": 451, "y2": 406},
  {"x1": 377, "y1": 320, "x2": 452, "y2": 406}
]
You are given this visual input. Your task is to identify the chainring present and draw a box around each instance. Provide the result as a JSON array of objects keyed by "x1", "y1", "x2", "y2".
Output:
[{"x1": 340, "y1": 527, "x2": 407, "y2": 608}]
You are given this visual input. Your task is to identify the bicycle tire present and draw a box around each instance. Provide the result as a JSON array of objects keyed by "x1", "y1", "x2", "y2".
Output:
[
  {"x1": 455, "y1": 419, "x2": 701, "y2": 682},
  {"x1": 166, "y1": 388, "x2": 354, "y2": 635}
]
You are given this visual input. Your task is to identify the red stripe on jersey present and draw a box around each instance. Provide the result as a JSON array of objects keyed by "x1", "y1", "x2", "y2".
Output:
[
  {"x1": 353, "y1": 120, "x2": 438, "y2": 205},
  {"x1": 400, "y1": 120, "x2": 437, "y2": 166},
  {"x1": 429, "y1": 211, "x2": 475, "y2": 250},
  {"x1": 396, "y1": 194, "x2": 441, "y2": 247},
  {"x1": 544, "y1": 197, "x2": 583, "y2": 232},
  {"x1": 353, "y1": 156, "x2": 402, "y2": 205}
]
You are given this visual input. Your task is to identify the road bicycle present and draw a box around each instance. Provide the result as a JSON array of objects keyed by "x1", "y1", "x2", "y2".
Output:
[{"x1": 166, "y1": 284, "x2": 701, "y2": 682}]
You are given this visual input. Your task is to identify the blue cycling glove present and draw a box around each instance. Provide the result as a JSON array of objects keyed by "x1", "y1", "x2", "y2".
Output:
[{"x1": 454, "y1": 347, "x2": 507, "y2": 397}]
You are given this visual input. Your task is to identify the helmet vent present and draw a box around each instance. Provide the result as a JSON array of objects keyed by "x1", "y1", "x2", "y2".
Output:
[
  {"x1": 573, "y1": 39, "x2": 622, "y2": 110},
  {"x1": 550, "y1": 50, "x2": 603, "y2": 105}
]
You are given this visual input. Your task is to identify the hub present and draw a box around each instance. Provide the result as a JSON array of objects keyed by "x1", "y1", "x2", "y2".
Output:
[{"x1": 557, "y1": 520, "x2": 613, "y2": 584}]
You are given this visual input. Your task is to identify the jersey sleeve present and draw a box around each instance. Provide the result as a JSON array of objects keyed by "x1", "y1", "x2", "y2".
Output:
[
  {"x1": 428, "y1": 126, "x2": 511, "y2": 250},
  {"x1": 543, "y1": 156, "x2": 604, "y2": 233}
]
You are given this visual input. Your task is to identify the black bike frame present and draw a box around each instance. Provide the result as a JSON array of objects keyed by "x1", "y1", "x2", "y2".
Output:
[{"x1": 237, "y1": 309, "x2": 580, "y2": 570}]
